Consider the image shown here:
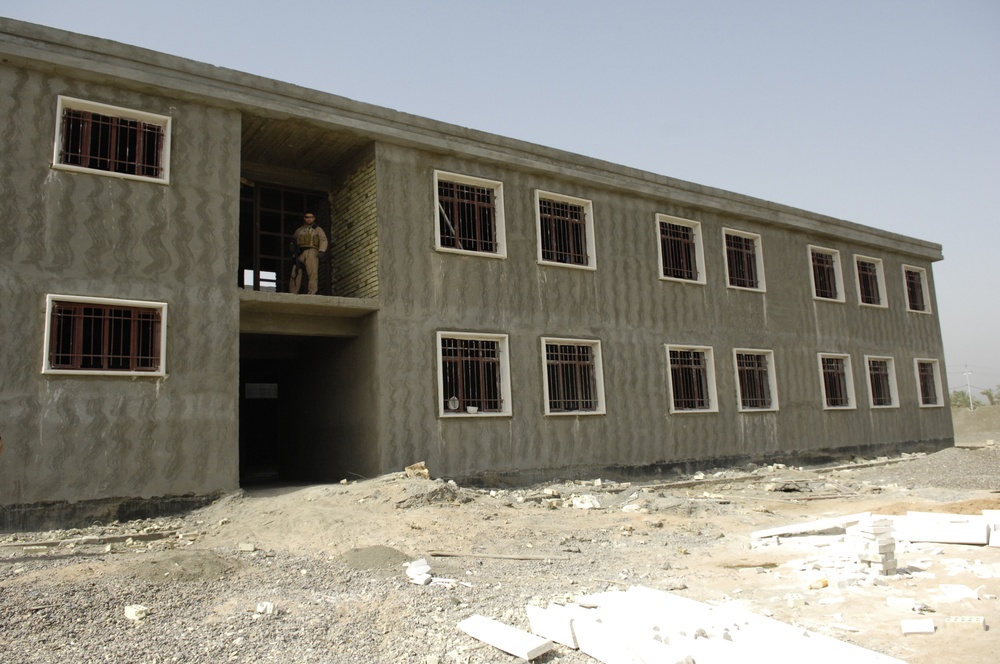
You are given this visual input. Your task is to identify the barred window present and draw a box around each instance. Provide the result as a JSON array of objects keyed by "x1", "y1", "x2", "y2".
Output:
[
  {"x1": 819, "y1": 355, "x2": 853, "y2": 408},
  {"x1": 725, "y1": 231, "x2": 764, "y2": 290},
  {"x1": 667, "y1": 347, "x2": 716, "y2": 412},
  {"x1": 735, "y1": 351, "x2": 775, "y2": 410},
  {"x1": 438, "y1": 333, "x2": 511, "y2": 416},
  {"x1": 659, "y1": 220, "x2": 700, "y2": 281},
  {"x1": 54, "y1": 97, "x2": 170, "y2": 183},
  {"x1": 856, "y1": 257, "x2": 884, "y2": 306},
  {"x1": 905, "y1": 267, "x2": 928, "y2": 312},
  {"x1": 44, "y1": 295, "x2": 166, "y2": 375},
  {"x1": 543, "y1": 340, "x2": 604, "y2": 414},
  {"x1": 434, "y1": 172, "x2": 504, "y2": 255},
  {"x1": 916, "y1": 360, "x2": 941, "y2": 406},
  {"x1": 536, "y1": 191, "x2": 595, "y2": 268},
  {"x1": 811, "y1": 249, "x2": 839, "y2": 299},
  {"x1": 867, "y1": 357, "x2": 896, "y2": 407}
]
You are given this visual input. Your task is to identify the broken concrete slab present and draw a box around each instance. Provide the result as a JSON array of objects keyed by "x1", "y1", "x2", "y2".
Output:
[
  {"x1": 457, "y1": 614, "x2": 553, "y2": 660},
  {"x1": 894, "y1": 512, "x2": 989, "y2": 545},
  {"x1": 751, "y1": 512, "x2": 871, "y2": 540}
]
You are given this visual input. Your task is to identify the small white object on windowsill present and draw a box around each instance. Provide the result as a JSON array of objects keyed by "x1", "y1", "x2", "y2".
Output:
[{"x1": 466, "y1": 406, "x2": 479, "y2": 414}]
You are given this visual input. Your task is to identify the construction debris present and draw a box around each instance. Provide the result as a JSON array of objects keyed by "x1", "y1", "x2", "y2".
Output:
[{"x1": 457, "y1": 614, "x2": 553, "y2": 660}]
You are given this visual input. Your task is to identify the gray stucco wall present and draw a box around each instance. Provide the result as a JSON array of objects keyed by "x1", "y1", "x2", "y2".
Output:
[
  {"x1": 373, "y1": 143, "x2": 952, "y2": 478},
  {"x1": 0, "y1": 64, "x2": 242, "y2": 505}
]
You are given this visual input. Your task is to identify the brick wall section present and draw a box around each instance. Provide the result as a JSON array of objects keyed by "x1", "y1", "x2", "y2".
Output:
[{"x1": 331, "y1": 157, "x2": 378, "y2": 298}]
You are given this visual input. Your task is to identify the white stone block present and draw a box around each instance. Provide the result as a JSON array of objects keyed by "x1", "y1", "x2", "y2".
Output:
[
  {"x1": 458, "y1": 614, "x2": 553, "y2": 660},
  {"x1": 124, "y1": 604, "x2": 149, "y2": 621},
  {"x1": 901, "y1": 618, "x2": 935, "y2": 635}
]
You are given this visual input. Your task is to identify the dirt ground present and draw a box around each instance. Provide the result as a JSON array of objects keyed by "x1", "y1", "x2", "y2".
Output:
[{"x1": 3, "y1": 450, "x2": 999, "y2": 663}]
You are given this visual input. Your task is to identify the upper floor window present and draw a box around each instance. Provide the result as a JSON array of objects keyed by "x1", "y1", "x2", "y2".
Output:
[
  {"x1": 665, "y1": 345, "x2": 718, "y2": 413},
  {"x1": 437, "y1": 332, "x2": 511, "y2": 417},
  {"x1": 724, "y1": 229, "x2": 765, "y2": 291},
  {"x1": 657, "y1": 215, "x2": 705, "y2": 284},
  {"x1": 865, "y1": 356, "x2": 898, "y2": 408},
  {"x1": 915, "y1": 359, "x2": 943, "y2": 407},
  {"x1": 903, "y1": 266, "x2": 930, "y2": 313},
  {"x1": 541, "y1": 338, "x2": 605, "y2": 415},
  {"x1": 734, "y1": 349, "x2": 778, "y2": 411},
  {"x1": 855, "y1": 255, "x2": 887, "y2": 307},
  {"x1": 434, "y1": 171, "x2": 506, "y2": 257},
  {"x1": 536, "y1": 191, "x2": 596, "y2": 269},
  {"x1": 818, "y1": 353, "x2": 855, "y2": 409},
  {"x1": 809, "y1": 246, "x2": 845, "y2": 302},
  {"x1": 43, "y1": 294, "x2": 167, "y2": 376},
  {"x1": 53, "y1": 96, "x2": 171, "y2": 184}
]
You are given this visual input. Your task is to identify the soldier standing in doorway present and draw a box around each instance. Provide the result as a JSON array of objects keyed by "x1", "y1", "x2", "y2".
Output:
[{"x1": 289, "y1": 212, "x2": 328, "y2": 295}]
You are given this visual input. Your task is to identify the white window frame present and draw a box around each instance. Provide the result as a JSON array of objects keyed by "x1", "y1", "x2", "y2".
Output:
[
  {"x1": 42, "y1": 293, "x2": 168, "y2": 377},
  {"x1": 52, "y1": 96, "x2": 172, "y2": 185},
  {"x1": 902, "y1": 265, "x2": 931, "y2": 314},
  {"x1": 807, "y1": 245, "x2": 845, "y2": 303},
  {"x1": 854, "y1": 255, "x2": 888, "y2": 308},
  {"x1": 665, "y1": 344, "x2": 719, "y2": 414},
  {"x1": 723, "y1": 228, "x2": 766, "y2": 292},
  {"x1": 534, "y1": 190, "x2": 597, "y2": 271},
  {"x1": 817, "y1": 353, "x2": 856, "y2": 410},
  {"x1": 433, "y1": 170, "x2": 507, "y2": 258},
  {"x1": 864, "y1": 355, "x2": 899, "y2": 409},
  {"x1": 436, "y1": 331, "x2": 512, "y2": 418},
  {"x1": 656, "y1": 214, "x2": 706, "y2": 285},
  {"x1": 914, "y1": 358, "x2": 944, "y2": 408},
  {"x1": 732, "y1": 348, "x2": 779, "y2": 412},
  {"x1": 540, "y1": 337, "x2": 606, "y2": 416}
]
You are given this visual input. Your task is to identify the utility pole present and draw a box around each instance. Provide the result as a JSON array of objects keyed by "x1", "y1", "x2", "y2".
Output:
[{"x1": 964, "y1": 365, "x2": 975, "y2": 411}]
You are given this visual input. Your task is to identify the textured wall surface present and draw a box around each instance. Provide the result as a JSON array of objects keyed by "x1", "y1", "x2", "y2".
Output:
[
  {"x1": 331, "y1": 155, "x2": 378, "y2": 298},
  {"x1": 373, "y1": 143, "x2": 952, "y2": 478},
  {"x1": 0, "y1": 64, "x2": 242, "y2": 505}
]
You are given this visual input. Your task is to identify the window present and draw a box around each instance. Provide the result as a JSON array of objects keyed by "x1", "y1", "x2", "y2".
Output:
[
  {"x1": 541, "y1": 338, "x2": 605, "y2": 415},
  {"x1": 53, "y1": 96, "x2": 171, "y2": 183},
  {"x1": 809, "y1": 246, "x2": 845, "y2": 301},
  {"x1": 434, "y1": 171, "x2": 506, "y2": 257},
  {"x1": 865, "y1": 356, "x2": 898, "y2": 408},
  {"x1": 43, "y1": 294, "x2": 167, "y2": 376},
  {"x1": 817, "y1": 353, "x2": 855, "y2": 409},
  {"x1": 915, "y1": 359, "x2": 943, "y2": 407},
  {"x1": 657, "y1": 215, "x2": 705, "y2": 284},
  {"x1": 724, "y1": 229, "x2": 765, "y2": 291},
  {"x1": 535, "y1": 191, "x2": 596, "y2": 269},
  {"x1": 734, "y1": 350, "x2": 778, "y2": 411},
  {"x1": 665, "y1": 345, "x2": 718, "y2": 413},
  {"x1": 437, "y1": 332, "x2": 511, "y2": 416},
  {"x1": 903, "y1": 266, "x2": 930, "y2": 313},
  {"x1": 855, "y1": 255, "x2": 886, "y2": 307}
]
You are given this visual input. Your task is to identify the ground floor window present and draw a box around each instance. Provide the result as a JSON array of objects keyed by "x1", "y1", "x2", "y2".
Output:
[
  {"x1": 666, "y1": 345, "x2": 717, "y2": 412},
  {"x1": 438, "y1": 332, "x2": 511, "y2": 416},
  {"x1": 818, "y1": 353, "x2": 855, "y2": 409},
  {"x1": 734, "y1": 350, "x2": 777, "y2": 411},
  {"x1": 43, "y1": 294, "x2": 166, "y2": 376},
  {"x1": 542, "y1": 338, "x2": 605, "y2": 415},
  {"x1": 866, "y1": 356, "x2": 898, "y2": 408},
  {"x1": 915, "y1": 359, "x2": 943, "y2": 407}
]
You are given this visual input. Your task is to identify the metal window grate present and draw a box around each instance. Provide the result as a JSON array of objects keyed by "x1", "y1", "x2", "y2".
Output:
[
  {"x1": 811, "y1": 251, "x2": 838, "y2": 299},
  {"x1": 438, "y1": 181, "x2": 497, "y2": 252},
  {"x1": 59, "y1": 108, "x2": 164, "y2": 178},
  {"x1": 545, "y1": 344, "x2": 597, "y2": 412},
  {"x1": 821, "y1": 357, "x2": 850, "y2": 407},
  {"x1": 539, "y1": 199, "x2": 588, "y2": 265},
  {"x1": 905, "y1": 269, "x2": 926, "y2": 311},
  {"x1": 660, "y1": 222, "x2": 698, "y2": 280},
  {"x1": 669, "y1": 350, "x2": 710, "y2": 410},
  {"x1": 726, "y1": 234, "x2": 758, "y2": 288},
  {"x1": 918, "y1": 362, "x2": 938, "y2": 405},
  {"x1": 736, "y1": 353, "x2": 772, "y2": 409},
  {"x1": 441, "y1": 338, "x2": 502, "y2": 412},
  {"x1": 49, "y1": 301, "x2": 161, "y2": 371},
  {"x1": 857, "y1": 261, "x2": 881, "y2": 305},
  {"x1": 868, "y1": 359, "x2": 893, "y2": 406}
]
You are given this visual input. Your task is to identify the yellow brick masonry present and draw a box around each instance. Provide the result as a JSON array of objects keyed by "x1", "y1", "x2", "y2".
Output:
[{"x1": 332, "y1": 158, "x2": 378, "y2": 298}]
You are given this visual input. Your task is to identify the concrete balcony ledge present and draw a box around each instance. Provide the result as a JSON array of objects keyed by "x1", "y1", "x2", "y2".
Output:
[{"x1": 239, "y1": 290, "x2": 378, "y2": 337}]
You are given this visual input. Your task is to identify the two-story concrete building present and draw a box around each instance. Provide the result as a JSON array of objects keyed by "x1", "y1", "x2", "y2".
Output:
[{"x1": 0, "y1": 18, "x2": 952, "y2": 524}]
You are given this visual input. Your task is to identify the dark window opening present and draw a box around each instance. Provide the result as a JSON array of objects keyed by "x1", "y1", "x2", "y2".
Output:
[
  {"x1": 539, "y1": 198, "x2": 588, "y2": 265},
  {"x1": 905, "y1": 269, "x2": 927, "y2": 311},
  {"x1": 736, "y1": 353, "x2": 772, "y2": 409},
  {"x1": 59, "y1": 108, "x2": 164, "y2": 178},
  {"x1": 49, "y1": 300, "x2": 162, "y2": 372},
  {"x1": 726, "y1": 234, "x2": 759, "y2": 289},
  {"x1": 441, "y1": 338, "x2": 502, "y2": 413},
  {"x1": 669, "y1": 349, "x2": 711, "y2": 410},
  {"x1": 822, "y1": 357, "x2": 850, "y2": 407},
  {"x1": 438, "y1": 180, "x2": 496, "y2": 252},
  {"x1": 660, "y1": 222, "x2": 698, "y2": 280},
  {"x1": 811, "y1": 251, "x2": 838, "y2": 299},
  {"x1": 545, "y1": 343, "x2": 598, "y2": 412},
  {"x1": 857, "y1": 260, "x2": 882, "y2": 305},
  {"x1": 918, "y1": 361, "x2": 938, "y2": 405},
  {"x1": 868, "y1": 359, "x2": 893, "y2": 406}
]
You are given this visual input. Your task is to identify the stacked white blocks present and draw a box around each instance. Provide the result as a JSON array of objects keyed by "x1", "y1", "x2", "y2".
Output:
[{"x1": 857, "y1": 518, "x2": 897, "y2": 576}]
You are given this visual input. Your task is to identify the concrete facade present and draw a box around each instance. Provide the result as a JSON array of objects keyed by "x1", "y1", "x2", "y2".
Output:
[{"x1": 0, "y1": 19, "x2": 952, "y2": 517}]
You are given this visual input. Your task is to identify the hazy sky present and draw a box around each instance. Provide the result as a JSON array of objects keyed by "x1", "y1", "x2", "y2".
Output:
[{"x1": 3, "y1": 0, "x2": 998, "y2": 396}]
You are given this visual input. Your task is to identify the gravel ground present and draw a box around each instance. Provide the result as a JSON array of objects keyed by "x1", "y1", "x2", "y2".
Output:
[{"x1": 1, "y1": 445, "x2": 998, "y2": 664}]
